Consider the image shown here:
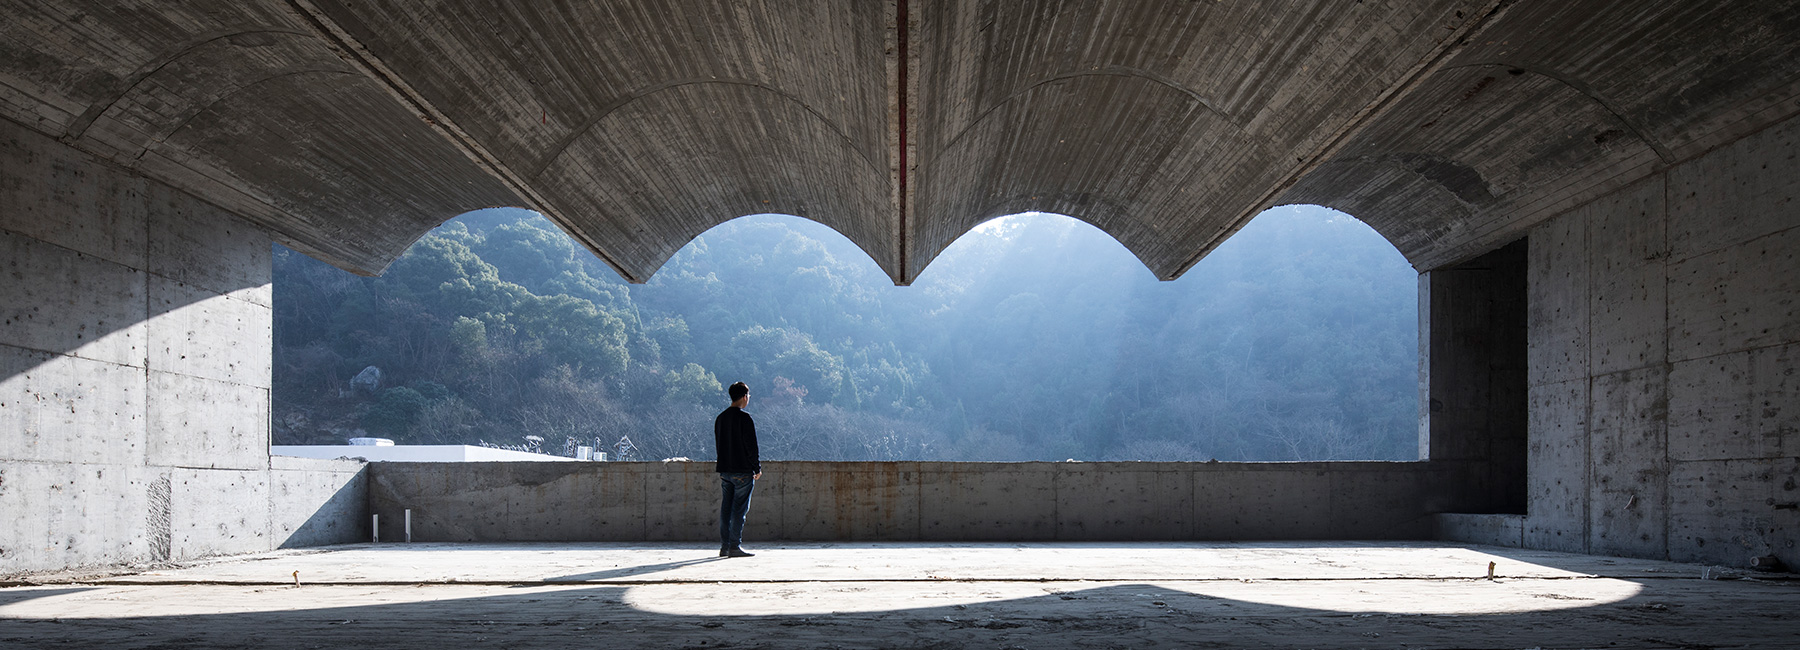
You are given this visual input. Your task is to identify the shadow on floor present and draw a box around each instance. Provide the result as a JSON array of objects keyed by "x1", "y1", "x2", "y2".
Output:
[
  {"x1": 545, "y1": 556, "x2": 729, "y2": 582},
  {"x1": 2, "y1": 545, "x2": 1797, "y2": 649}
]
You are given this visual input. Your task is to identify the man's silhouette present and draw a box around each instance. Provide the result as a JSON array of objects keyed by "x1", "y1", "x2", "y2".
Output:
[{"x1": 715, "y1": 381, "x2": 761, "y2": 557}]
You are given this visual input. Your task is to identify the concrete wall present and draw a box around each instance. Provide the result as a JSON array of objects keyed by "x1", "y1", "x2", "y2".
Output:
[
  {"x1": 0, "y1": 117, "x2": 367, "y2": 576},
  {"x1": 368, "y1": 461, "x2": 1440, "y2": 543},
  {"x1": 1490, "y1": 113, "x2": 1800, "y2": 568}
]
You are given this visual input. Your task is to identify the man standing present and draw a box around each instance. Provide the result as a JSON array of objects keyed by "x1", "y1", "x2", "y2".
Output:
[{"x1": 715, "y1": 381, "x2": 761, "y2": 558}]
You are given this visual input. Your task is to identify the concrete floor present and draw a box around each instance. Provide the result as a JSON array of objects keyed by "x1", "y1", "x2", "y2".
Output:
[{"x1": 3, "y1": 542, "x2": 1796, "y2": 649}]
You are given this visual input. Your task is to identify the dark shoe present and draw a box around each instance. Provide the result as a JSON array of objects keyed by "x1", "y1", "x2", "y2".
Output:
[
  {"x1": 726, "y1": 547, "x2": 755, "y2": 558},
  {"x1": 719, "y1": 546, "x2": 729, "y2": 557}
]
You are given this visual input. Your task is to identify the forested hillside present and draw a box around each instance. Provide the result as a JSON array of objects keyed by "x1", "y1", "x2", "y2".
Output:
[{"x1": 272, "y1": 205, "x2": 1418, "y2": 461}]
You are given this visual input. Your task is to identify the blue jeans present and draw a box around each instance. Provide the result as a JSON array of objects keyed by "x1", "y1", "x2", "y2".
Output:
[{"x1": 718, "y1": 472, "x2": 756, "y2": 549}]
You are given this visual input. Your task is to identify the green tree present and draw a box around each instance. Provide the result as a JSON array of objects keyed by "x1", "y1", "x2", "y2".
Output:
[
  {"x1": 511, "y1": 294, "x2": 630, "y2": 378},
  {"x1": 663, "y1": 363, "x2": 723, "y2": 405},
  {"x1": 770, "y1": 345, "x2": 847, "y2": 404},
  {"x1": 362, "y1": 387, "x2": 432, "y2": 439}
]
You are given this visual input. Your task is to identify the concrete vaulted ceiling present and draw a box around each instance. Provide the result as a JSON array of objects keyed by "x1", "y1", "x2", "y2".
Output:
[{"x1": 3, "y1": 1, "x2": 1798, "y2": 283}]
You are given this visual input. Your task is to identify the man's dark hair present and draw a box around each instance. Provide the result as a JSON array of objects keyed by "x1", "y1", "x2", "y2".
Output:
[{"x1": 728, "y1": 382, "x2": 749, "y2": 401}]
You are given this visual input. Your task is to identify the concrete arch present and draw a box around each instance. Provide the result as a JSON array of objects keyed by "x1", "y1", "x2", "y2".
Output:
[
  {"x1": 154, "y1": 71, "x2": 522, "y2": 276},
  {"x1": 648, "y1": 212, "x2": 895, "y2": 283},
  {"x1": 1261, "y1": 201, "x2": 1420, "y2": 266},
  {"x1": 67, "y1": 29, "x2": 354, "y2": 159},
  {"x1": 911, "y1": 72, "x2": 1254, "y2": 284},
  {"x1": 1277, "y1": 155, "x2": 1486, "y2": 272},
  {"x1": 41, "y1": 22, "x2": 521, "y2": 277},
  {"x1": 912, "y1": 202, "x2": 1160, "y2": 284},
  {"x1": 534, "y1": 81, "x2": 894, "y2": 284},
  {"x1": 1279, "y1": 62, "x2": 1668, "y2": 269},
  {"x1": 531, "y1": 79, "x2": 885, "y2": 181},
  {"x1": 1438, "y1": 62, "x2": 1674, "y2": 163},
  {"x1": 916, "y1": 209, "x2": 1159, "y2": 283},
  {"x1": 63, "y1": 27, "x2": 323, "y2": 142},
  {"x1": 932, "y1": 66, "x2": 1238, "y2": 158}
]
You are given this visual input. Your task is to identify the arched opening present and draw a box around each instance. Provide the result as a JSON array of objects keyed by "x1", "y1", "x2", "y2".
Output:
[
  {"x1": 272, "y1": 208, "x2": 901, "y2": 460},
  {"x1": 912, "y1": 207, "x2": 1418, "y2": 461},
  {"x1": 273, "y1": 205, "x2": 1418, "y2": 462}
]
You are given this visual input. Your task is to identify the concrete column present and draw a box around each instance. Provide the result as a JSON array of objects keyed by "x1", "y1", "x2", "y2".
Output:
[{"x1": 0, "y1": 117, "x2": 364, "y2": 576}]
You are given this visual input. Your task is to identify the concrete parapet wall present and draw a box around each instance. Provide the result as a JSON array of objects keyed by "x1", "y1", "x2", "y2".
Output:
[
  {"x1": 1436, "y1": 513, "x2": 1525, "y2": 549},
  {"x1": 269, "y1": 457, "x2": 369, "y2": 550},
  {"x1": 368, "y1": 461, "x2": 1442, "y2": 543},
  {"x1": 0, "y1": 117, "x2": 366, "y2": 576}
]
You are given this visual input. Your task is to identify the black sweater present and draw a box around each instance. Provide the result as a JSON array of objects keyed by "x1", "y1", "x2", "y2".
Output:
[{"x1": 714, "y1": 406, "x2": 760, "y2": 474}]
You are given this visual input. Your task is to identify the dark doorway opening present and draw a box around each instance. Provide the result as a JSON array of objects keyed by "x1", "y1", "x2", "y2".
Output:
[{"x1": 1423, "y1": 238, "x2": 1528, "y2": 514}]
